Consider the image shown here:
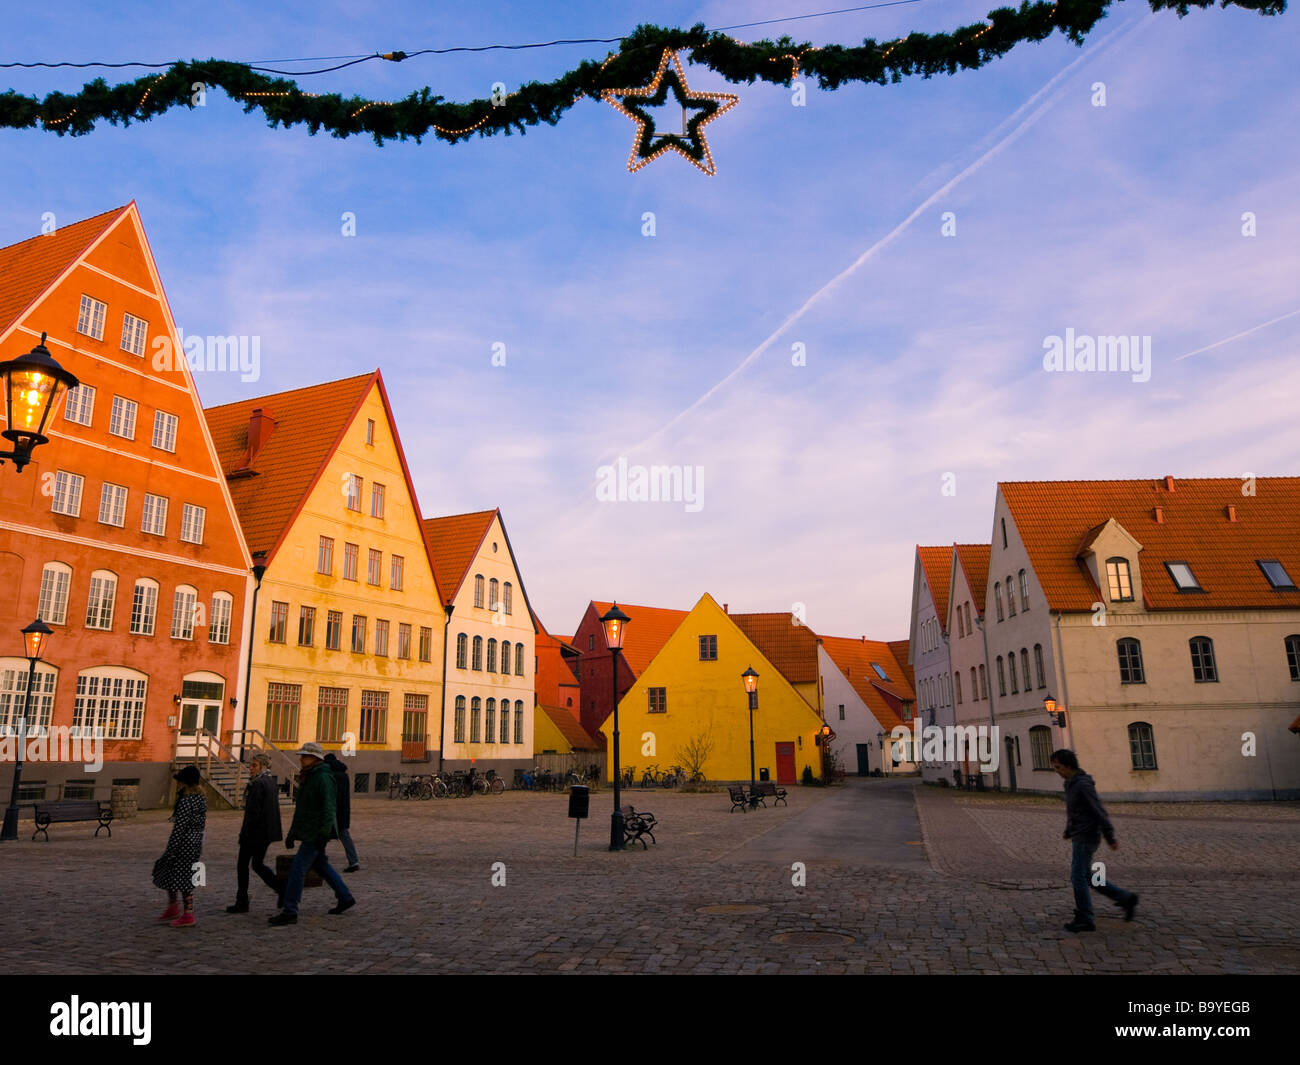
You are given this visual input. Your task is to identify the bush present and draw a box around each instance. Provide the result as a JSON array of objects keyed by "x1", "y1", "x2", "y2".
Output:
[{"x1": 801, "y1": 765, "x2": 815, "y2": 786}]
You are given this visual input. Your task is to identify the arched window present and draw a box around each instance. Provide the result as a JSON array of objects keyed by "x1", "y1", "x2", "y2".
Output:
[
  {"x1": 500, "y1": 641, "x2": 511, "y2": 675},
  {"x1": 73, "y1": 666, "x2": 148, "y2": 739},
  {"x1": 130, "y1": 578, "x2": 159, "y2": 635},
  {"x1": 994, "y1": 582, "x2": 1004, "y2": 622},
  {"x1": 472, "y1": 635, "x2": 483, "y2": 671},
  {"x1": 37, "y1": 562, "x2": 73, "y2": 625},
  {"x1": 964, "y1": 603, "x2": 972, "y2": 633},
  {"x1": 1128, "y1": 722, "x2": 1157, "y2": 770},
  {"x1": 454, "y1": 696, "x2": 466, "y2": 742},
  {"x1": 515, "y1": 649, "x2": 525, "y2": 677},
  {"x1": 1019, "y1": 569, "x2": 1030, "y2": 611},
  {"x1": 1117, "y1": 638, "x2": 1144, "y2": 684},
  {"x1": 514, "y1": 700, "x2": 524, "y2": 744},
  {"x1": 500, "y1": 703, "x2": 511, "y2": 743},
  {"x1": 955, "y1": 671, "x2": 963, "y2": 704},
  {"x1": 1008, "y1": 653, "x2": 1019, "y2": 693},
  {"x1": 970, "y1": 667, "x2": 978, "y2": 702},
  {"x1": 486, "y1": 638, "x2": 497, "y2": 673},
  {"x1": 171, "y1": 585, "x2": 198, "y2": 640},
  {"x1": 84, "y1": 569, "x2": 118, "y2": 630},
  {"x1": 996, "y1": 656, "x2": 1006, "y2": 697},
  {"x1": 1006, "y1": 576, "x2": 1016, "y2": 616},
  {"x1": 0, "y1": 659, "x2": 58, "y2": 733},
  {"x1": 209, "y1": 591, "x2": 233, "y2": 644},
  {"x1": 485, "y1": 698, "x2": 496, "y2": 742},
  {"x1": 957, "y1": 610, "x2": 965, "y2": 639},
  {"x1": 978, "y1": 665, "x2": 987, "y2": 700},
  {"x1": 1029, "y1": 725, "x2": 1053, "y2": 770},
  {"x1": 1189, "y1": 636, "x2": 1217, "y2": 682},
  {"x1": 456, "y1": 633, "x2": 468, "y2": 669},
  {"x1": 489, "y1": 578, "x2": 499, "y2": 610},
  {"x1": 1020, "y1": 648, "x2": 1031, "y2": 691},
  {"x1": 473, "y1": 574, "x2": 484, "y2": 608},
  {"x1": 1033, "y1": 644, "x2": 1045, "y2": 689},
  {"x1": 470, "y1": 697, "x2": 482, "y2": 742},
  {"x1": 503, "y1": 582, "x2": 513, "y2": 615},
  {"x1": 1001, "y1": 517, "x2": 1007, "y2": 549},
  {"x1": 1286, "y1": 635, "x2": 1300, "y2": 682}
]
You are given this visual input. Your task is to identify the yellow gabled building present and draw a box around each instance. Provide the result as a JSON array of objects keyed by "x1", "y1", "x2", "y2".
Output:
[
  {"x1": 205, "y1": 371, "x2": 446, "y2": 791},
  {"x1": 601, "y1": 594, "x2": 827, "y2": 785}
]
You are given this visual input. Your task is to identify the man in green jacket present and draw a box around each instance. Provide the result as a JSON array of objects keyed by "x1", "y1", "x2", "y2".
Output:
[{"x1": 270, "y1": 743, "x2": 356, "y2": 925}]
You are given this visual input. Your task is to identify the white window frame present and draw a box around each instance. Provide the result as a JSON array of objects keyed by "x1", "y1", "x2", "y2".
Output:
[
  {"x1": 51, "y1": 470, "x2": 84, "y2": 517},
  {"x1": 63, "y1": 384, "x2": 95, "y2": 426},
  {"x1": 77, "y1": 294, "x2": 107, "y2": 340},
  {"x1": 130, "y1": 579, "x2": 159, "y2": 636},
  {"x1": 84, "y1": 570, "x2": 117, "y2": 630},
  {"x1": 72, "y1": 667, "x2": 147, "y2": 740},
  {"x1": 152, "y1": 410, "x2": 178, "y2": 452},
  {"x1": 209, "y1": 592, "x2": 233, "y2": 645},
  {"x1": 0, "y1": 660, "x2": 58, "y2": 734},
  {"x1": 120, "y1": 312, "x2": 148, "y2": 356},
  {"x1": 180, "y1": 504, "x2": 206, "y2": 545},
  {"x1": 98, "y1": 482, "x2": 128, "y2": 527},
  {"x1": 141, "y1": 492, "x2": 168, "y2": 536},
  {"x1": 171, "y1": 585, "x2": 198, "y2": 640},
  {"x1": 108, "y1": 396, "x2": 137, "y2": 440}
]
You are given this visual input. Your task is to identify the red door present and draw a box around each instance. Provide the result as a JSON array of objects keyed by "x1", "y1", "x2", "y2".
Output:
[{"x1": 775, "y1": 743, "x2": 797, "y2": 784}]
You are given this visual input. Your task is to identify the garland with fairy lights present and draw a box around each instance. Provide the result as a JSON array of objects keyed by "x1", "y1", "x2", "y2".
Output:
[{"x1": 0, "y1": 0, "x2": 1284, "y2": 165}]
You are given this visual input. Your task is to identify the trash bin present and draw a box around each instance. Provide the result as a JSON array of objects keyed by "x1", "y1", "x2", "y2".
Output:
[{"x1": 759, "y1": 767, "x2": 770, "y2": 782}]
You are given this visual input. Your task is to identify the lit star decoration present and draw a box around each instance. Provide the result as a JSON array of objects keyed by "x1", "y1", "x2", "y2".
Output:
[{"x1": 601, "y1": 50, "x2": 738, "y2": 176}]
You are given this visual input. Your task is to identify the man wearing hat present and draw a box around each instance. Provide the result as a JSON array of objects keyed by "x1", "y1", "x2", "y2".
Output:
[
  {"x1": 227, "y1": 750, "x2": 283, "y2": 913},
  {"x1": 269, "y1": 742, "x2": 356, "y2": 925}
]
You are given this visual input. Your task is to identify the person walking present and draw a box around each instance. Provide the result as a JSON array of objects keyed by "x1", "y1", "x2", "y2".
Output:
[
  {"x1": 269, "y1": 742, "x2": 355, "y2": 925},
  {"x1": 153, "y1": 765, "x2": 207, "y2": 928},
  {"x1": 227, "y1": 750, "x2": 283, "y2": 913},
  {"x1": 323, "y1": 752, "x2": 360, "y2": 872},
  {"x1": 1051, "y1": 748, "x2": 1139, "y2": 933}
]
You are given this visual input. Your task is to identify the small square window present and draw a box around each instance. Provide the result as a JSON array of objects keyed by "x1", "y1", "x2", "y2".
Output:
[
  {"x1": 120, "y1": 313, "x2": 148, "y2": 356},
  {"x1": 152, "y1": 410, "x2": 178, "y2": 452},
  {"x1": 63, "y1": 384, "x2": 95, "y2": 426},
  {"x1": 1165, "y1": 561, "x2": 1201, "y2": 592},
  {"x1": 109, "y1": 396, "x2": 138, "y2": 439},
  {"x1": 1258, "y1": 560, "x2": 1297, "y2": 590},
  {"x1": 77, "y1": 295, "x2": 107, "y2": 340},
  {"x1": 698, "y1": 635, "x2": 718, "y2": 661}
]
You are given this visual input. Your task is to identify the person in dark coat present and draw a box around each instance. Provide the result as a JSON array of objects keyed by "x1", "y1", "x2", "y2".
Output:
[
  {"x1": 227, "y1": 750, "x2": 283, "y2": 913},
  {"x1": 1052, "y1": 748, "x2": 1139, "y2": 932},
  {"x1": 323, "y1": 752, "x2": 360, "y2": 872},
  {"x1": 153, "y1": 765, "x2": 206, "y2": 927}
]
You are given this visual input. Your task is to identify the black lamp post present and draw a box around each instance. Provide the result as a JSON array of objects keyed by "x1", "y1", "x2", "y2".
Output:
[
  {"x1": 1, "y1": 619, "x2": 52, "y2": 841},
  {"x1": 0, "y1": 333, "x2": 79, "y2": 473},
  {"x1": 877, "y1": 730, "x2": 886, "y2": 775},
  {"x1": 601, "y1": 603, "x2": 630, "y2": 851},
  {"x1": 742, "y1": 666, "x2": 758, "y2": 795},
  {"x1": 819, "y1": 723, "x2": 833, "y2": 780}
]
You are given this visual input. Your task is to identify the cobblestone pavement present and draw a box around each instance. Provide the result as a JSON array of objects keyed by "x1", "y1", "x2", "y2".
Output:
[{"x1": 1, "y1": 779, "x2": 1296, "y2": 975}]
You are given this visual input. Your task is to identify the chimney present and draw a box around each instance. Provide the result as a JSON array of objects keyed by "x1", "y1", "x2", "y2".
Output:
[
  {"x1": 1153, "y1": 506, "x2": 1164, "y2": 523},
  {"x1": 1164, "y1": 475, "x2": 1175, "y2": 492},
  {"x1": 1225, "y1": 504, "x2": 1237, "y2": 522},
  {"x1": 723, "y1": 603, "x2": 728, "y2": 614},
  {"x1": 245, "y1": 408, "x2": 276, "y2": 466}
]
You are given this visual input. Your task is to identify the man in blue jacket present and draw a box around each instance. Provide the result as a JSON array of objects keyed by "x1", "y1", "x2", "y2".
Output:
[{"x1": 1052, "y1": 748, "x2": 1139, "y2": 932}]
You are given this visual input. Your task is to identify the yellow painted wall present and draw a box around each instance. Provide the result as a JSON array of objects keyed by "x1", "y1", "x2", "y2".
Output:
[
  {"x1": 533, "y1": 709, "x2": 573, "y2": 754},
  {"x1": 600, "y1": 594, "x2": 826, "y2": 783},
  {"x1": 243, "y1": 382, "x2": 445, "y2": 762}
]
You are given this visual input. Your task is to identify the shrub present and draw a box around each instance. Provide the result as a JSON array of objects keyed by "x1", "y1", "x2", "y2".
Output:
[{"x1": 801, "y1": 765, "x2": 815, "y2": 786}]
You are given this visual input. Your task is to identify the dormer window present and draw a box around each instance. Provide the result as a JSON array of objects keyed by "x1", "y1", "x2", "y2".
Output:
[
  {"x1": 1165, "y1": 562, "x2": 1202, "y2": 592},
  {"x1": 1258, "y1": 560, "x2": 1297, "y2": 590},
  {"x1": 870, "y1": 662, "x2": 890, "y2": 681},
  {"x1": 1106, "y1": 558, "x2": 1134, "y2": 602}
]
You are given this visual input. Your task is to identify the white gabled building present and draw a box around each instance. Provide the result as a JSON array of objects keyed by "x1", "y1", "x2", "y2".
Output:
[{"x1": 909, "y1": 546, "x2": 955, "y2": 781}]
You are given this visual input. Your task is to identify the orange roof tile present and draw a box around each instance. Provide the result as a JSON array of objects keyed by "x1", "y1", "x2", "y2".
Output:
[
  {"x1": 538, "y1": 704, "x2": 601, "y2": 750},
  {"x1": 422, "y1": 510, "x2": 498, "y2": 606},
  {"x1": 887, "y1": 639, "x2": 915, "y2": 690},
  {"x1": 0, "y1": 206, "x2": 131, "y2": 335},
  {"x1": 732, "y1": 613, "x2": 820, "y2": 685},
  {"x1": 1001, "y1": 477, "x2": 1300, "y2": 612},
  {"x1": 917, "y1": 546, "x2": 955, "y2": 633},
  {"x1": 953, "y1": 543, "x2": 992, "y2": 618},
  {"x1": 204, "y1": 373, "x2": 376, "y2": 558},
  {"x1": 819, "y1": 636, "x2": 915, "y2": 732},
  {"x1": 589, "y1": 601, "x2": 689, "y2": 676}
]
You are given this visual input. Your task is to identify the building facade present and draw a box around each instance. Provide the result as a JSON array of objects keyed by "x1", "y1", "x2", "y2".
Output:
[{"x1": 909, "y1": 546, "x2": 955, "y2": 780}]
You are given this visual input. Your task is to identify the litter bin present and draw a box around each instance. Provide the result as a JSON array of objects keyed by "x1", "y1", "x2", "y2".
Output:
[{"x1": 759, "y1": 767, "x2": 770, "y2": 782}]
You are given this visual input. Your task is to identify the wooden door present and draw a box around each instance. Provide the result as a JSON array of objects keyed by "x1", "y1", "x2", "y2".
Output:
[
  {"x1": 775, "y1": 742, "x2": 797, "y2": 784},
  {"x1": 856, "y1": 744, "x2": 871, "y2": 776}
]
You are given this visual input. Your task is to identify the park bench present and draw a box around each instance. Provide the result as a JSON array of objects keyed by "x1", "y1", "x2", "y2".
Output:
[
  {"x1": 727, "y1": 785, "x2": 751, "y2": 813},
  {"x1": 621, "y1": 805, "x2": 657, "y2": 849},
  {"x1": 751, "y1": 781, "x2": 788, "y2": 807},
  {"x1": 31, "y1": 799, "x2": 113, "y2": 841}
]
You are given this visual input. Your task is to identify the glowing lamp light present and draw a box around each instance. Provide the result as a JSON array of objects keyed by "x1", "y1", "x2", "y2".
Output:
[
  {"x1": 1043, "y1": 694, "x2": 1058, "y2": 716},
  {"x1": 22, "y1": 618, "x2": 52, "y2": 661},
  {"x1": 742, "y1": 666, "x2": 759, "y2": 694},
  {"x1": 600, "y1": 602, "x2": 630, "y2": 651},
  {"x1": 1, "y1": 333, "x2": 79, "y2": 473}
]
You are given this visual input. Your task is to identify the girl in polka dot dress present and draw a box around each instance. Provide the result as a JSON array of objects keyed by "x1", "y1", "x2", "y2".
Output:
[{"x1": 153, "y1": 765, "x2": 207, "y2": 927}]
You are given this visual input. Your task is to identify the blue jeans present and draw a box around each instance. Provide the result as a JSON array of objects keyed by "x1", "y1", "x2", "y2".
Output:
[
  {"x1": 337, "y1": 827, "x2": 359, "y2": 867},
  {"x1": 1070, "y1": 836, "x2": 1133, "y2": 923},
  {"x1": 282, "y1": 839, "x2": 353, "y2": 916}
]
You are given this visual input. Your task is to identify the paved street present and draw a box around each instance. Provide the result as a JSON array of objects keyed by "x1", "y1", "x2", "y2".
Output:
[{"x1": 1, "y1": 778, "x2": 1297, "y2": 975}]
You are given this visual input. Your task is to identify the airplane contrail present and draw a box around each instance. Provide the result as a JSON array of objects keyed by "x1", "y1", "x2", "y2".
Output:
[
  {"x1": 1172, "y1": 306, "x2": 1300, "y2": 362},
  {"x1": 615, "y1": 10, "x2": 1156, "y2": 459}
]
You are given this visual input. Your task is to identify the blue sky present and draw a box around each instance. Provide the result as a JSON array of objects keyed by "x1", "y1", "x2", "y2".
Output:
[{"x1": 4, "y1": 1, "x2": 1298, "y2": 639}]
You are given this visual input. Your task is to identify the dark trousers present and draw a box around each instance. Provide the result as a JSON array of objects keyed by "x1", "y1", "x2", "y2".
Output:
[
  {"x1": 1070, "y1": 836, "x2": 1135, "y2": 922},
  {"x1": 236, "y1": 840, "x2": 280, "y2": 904}
]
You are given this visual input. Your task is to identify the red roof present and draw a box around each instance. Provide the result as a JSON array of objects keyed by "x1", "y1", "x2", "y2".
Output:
[
  {"x1": 538, "y1": 704, "x2": 600, "y2": 750},
  {"x1": 0, "y1": 205, "x2": 130, "y2": 335},
  {"x1": 421, "y1": 510, "x2": 499, "y2": 606},
  {"x1": 953, "y1": 543, "x2": 992, "y2": 618},
  {"x1": 917, "y1": 546, "x2": 955, "y2": 633},
  {"x1": 588, "y1": 601, "x2": 689, "y2": 676},
  {"x1": 732, "y1": 613, "x2": 820, "y2": 685},
  {"x1": 887, "y1": 639, "x2": 915, "y2": 690},
  {"x1": 819, "y1": 636, "x2": 915, "y2": 732},
  {"x1": 204, "y1": 373, "x2": 376, "y2": 559},
  {"x1": 1002, "y1": 477, "x2": 1300, "y2": 612}
]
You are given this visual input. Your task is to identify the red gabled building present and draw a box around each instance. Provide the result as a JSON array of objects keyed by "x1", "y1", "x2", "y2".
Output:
[{"x1": 0, "y1": 205, "x2": 252, "y2": 807}]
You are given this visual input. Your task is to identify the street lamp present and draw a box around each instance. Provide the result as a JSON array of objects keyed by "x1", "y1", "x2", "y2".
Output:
[
  {"x1": 877, "y1": 730, "x2": 886, "y2": 775},
  {"x1": 819, "y1": 723, "x2": 833, "y2": 780},
  {"x1": 2, "y1": 618, "x2": 53, "y2": 841},
  {"x1": 1, "y1": 333, "x2": 79, "y2": 473},
  {"x1": 741, "y1": 666, "x2": 759, "y2": 795},
  {"x1": 601, "y1": 603, "x2": 630, "y2": 851},
  {"x1": 1044, "y1": 693, "x2": 1066, "y2": 728}
]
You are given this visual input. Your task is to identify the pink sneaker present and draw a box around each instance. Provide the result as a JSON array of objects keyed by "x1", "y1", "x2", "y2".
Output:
[
  {"x1": 158, "y1": 904, "x2": 182, "y2": 922},
  {"x1": 170, "y1": 913, "x2": 195, "y2": 927}
]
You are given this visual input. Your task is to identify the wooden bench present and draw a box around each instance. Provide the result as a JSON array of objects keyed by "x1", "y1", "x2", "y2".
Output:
[
  {"x1": 31, "y1": 799, "x2": 113, "y2": 841},
  {"x1": 751, "y1": 781, "x2": 788, "y2": 807},
  {"x1": 620, "y1": 805, "x2": 657, "y2": 849},
  {"x1": 727, "y1": 785, "x2": 751, "y2": 813}
]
